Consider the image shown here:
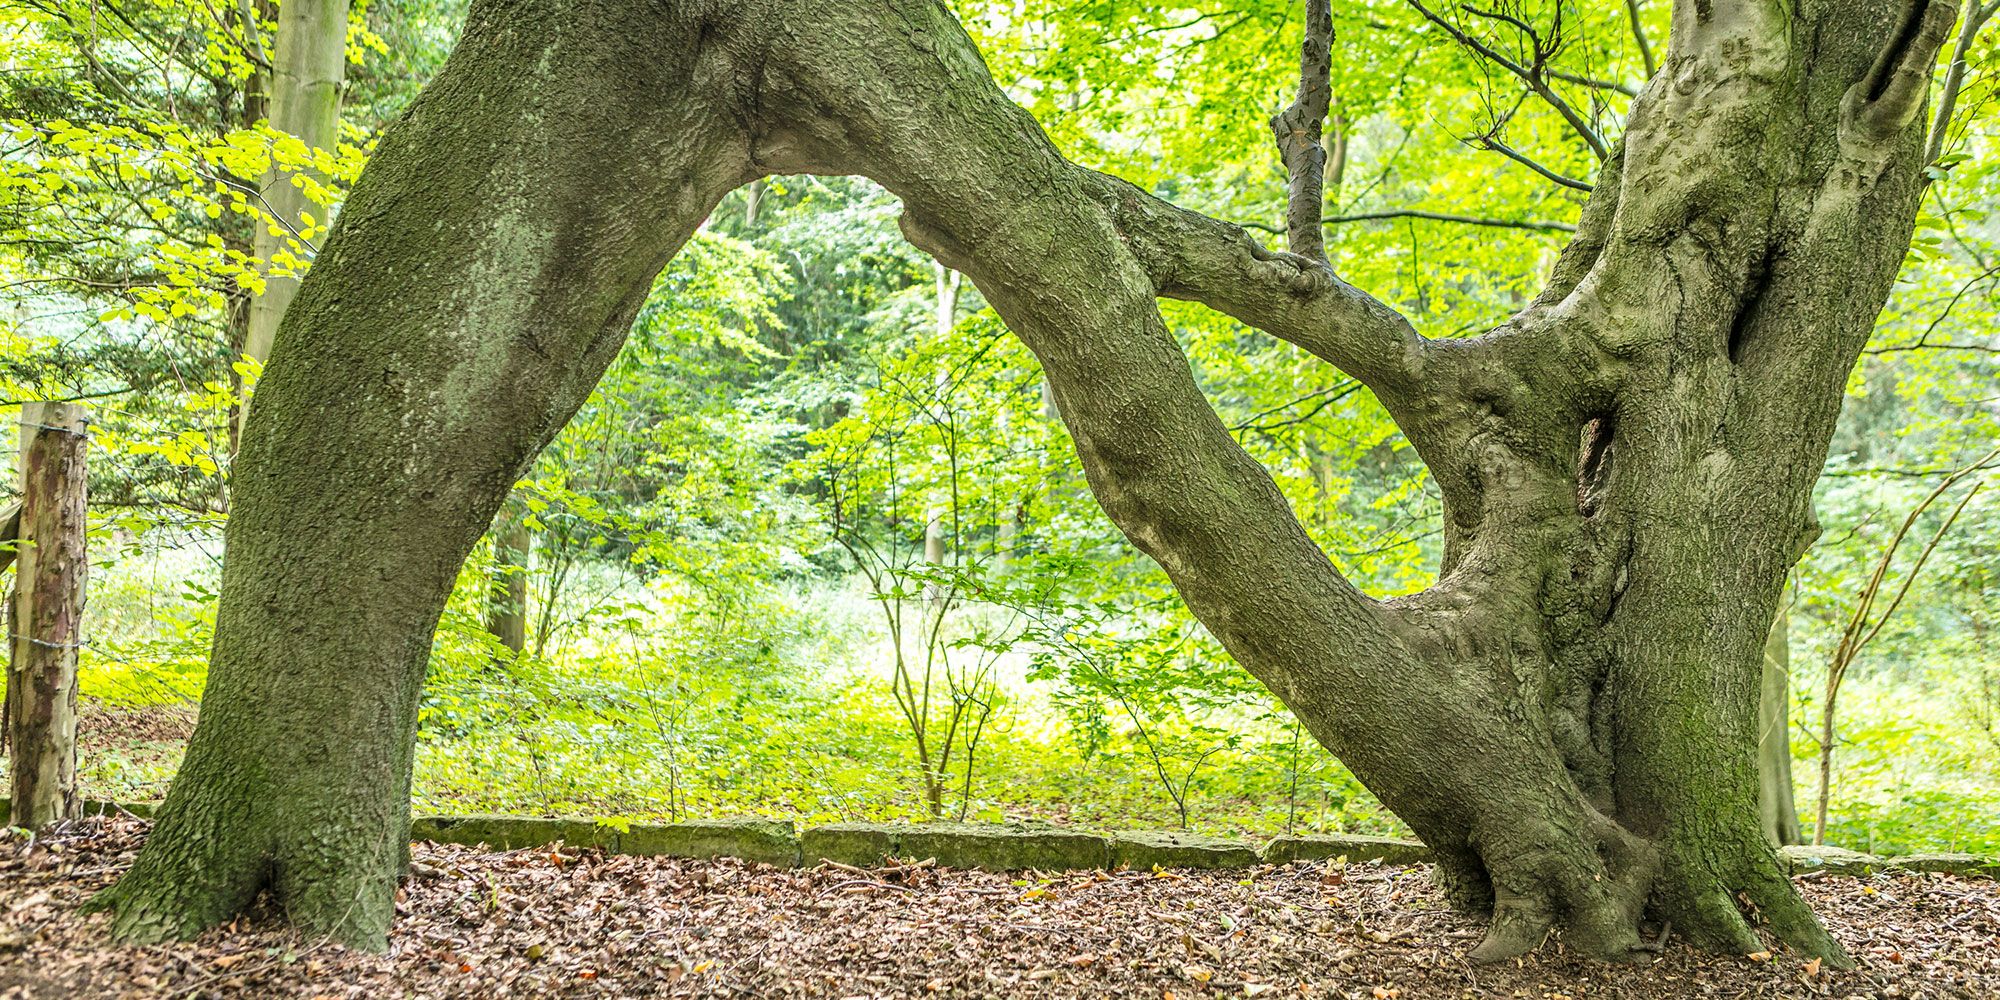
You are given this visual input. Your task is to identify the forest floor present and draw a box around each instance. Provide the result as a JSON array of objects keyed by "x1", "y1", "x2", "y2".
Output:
[{"x1": 1, "y1": 817, "x2": 1994, "y2": 999}]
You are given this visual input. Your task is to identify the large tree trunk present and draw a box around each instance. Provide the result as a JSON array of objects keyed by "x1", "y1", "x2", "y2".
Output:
[
  {"x1": 89, "y1": 5, "x2": 753, "y2": 944},
  {"x1": 98, "y1": 0, "x2": 1958, "y2": 964}
]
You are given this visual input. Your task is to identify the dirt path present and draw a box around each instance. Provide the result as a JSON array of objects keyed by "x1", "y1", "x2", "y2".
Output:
[{"x1": 2, "y1": 818, "x2": 1994, "y2": 998}]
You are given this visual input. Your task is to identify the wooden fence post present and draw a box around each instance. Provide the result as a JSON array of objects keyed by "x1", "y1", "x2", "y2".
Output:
[{"x1": 4, "y1": 402, "x2": 88, "y2": 829}]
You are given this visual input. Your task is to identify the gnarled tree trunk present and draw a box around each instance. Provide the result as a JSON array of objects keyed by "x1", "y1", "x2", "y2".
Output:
[{"x1": 97, "y1": 0, "x2": 1959, "y2": 964}]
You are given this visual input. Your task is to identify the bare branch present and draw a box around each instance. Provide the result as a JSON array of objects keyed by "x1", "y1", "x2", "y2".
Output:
[
  {"x1": 1868, "y1": 262, "x2": 2000, "y2": 354},
  {"x1": 1325, "y1": 209, "x2": 1577, "y2": 232},
  {"x1": 1472, "y1": 135, "x2": 1595, "y2": 191},
  {"x1": 1862, "y1": 341, "x2": 1999, "y2": 354},
  {"x1": 1548, "y1": 67, "x2": 1639, "y2": 97},
  {"x1": 1622, "y1": 0, "x2": 1658, "y2": 78},
  {"x1": 1925, "y1": 0, "x2": 2000, "y2": 170},
  {"x1": 1823, "y1": 459, "x2": 2000, "y2": 478},
  {"x1": 1405, "y1": 0, "x2": 1610, "y2": 159},
  {"x1": 1240, "y1": 212, "x2": 1577, "y2": 234},
  {"x1": 1271, "y1": 0, "x2": 1335, "y2": 262}
]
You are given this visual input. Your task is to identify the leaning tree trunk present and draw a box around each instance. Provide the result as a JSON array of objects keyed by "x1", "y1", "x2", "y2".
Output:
[
  {"x1": 89, "y1": 7, "x2": 754, "y2": 944},
  {"x1": 98, "y1": 0, "x2": 1960, "y2": 963}
]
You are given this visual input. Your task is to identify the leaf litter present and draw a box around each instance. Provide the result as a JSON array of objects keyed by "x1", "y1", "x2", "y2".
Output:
[{"x1": 1, "y1": 817, "x2": 1994, "y2": 998}]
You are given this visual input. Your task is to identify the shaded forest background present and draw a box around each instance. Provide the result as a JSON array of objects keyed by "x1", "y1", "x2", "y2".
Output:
[{"x1": 2, "y1": 0, "x2": 1996, "y2": 855}]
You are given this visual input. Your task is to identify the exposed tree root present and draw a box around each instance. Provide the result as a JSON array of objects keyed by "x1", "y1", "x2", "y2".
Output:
[{"x1": 1648, "y1": 828, "x2": 1854, "y2": 968}]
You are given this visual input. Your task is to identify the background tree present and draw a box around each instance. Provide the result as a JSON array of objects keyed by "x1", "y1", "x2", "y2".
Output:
[{"x1": 241, "y1": 0, "x2": 354, "y2": 375}]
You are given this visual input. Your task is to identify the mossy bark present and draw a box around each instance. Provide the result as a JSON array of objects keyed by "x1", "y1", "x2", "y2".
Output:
[{"x1": 99, "y1": 0, "x2": 1958, "y2": 963}]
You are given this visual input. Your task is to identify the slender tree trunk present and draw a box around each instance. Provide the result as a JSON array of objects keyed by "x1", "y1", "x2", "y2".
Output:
[
  {"x1": 923, "y1": 263, "x2": 959, "y2": 596},
  {"x1": 4, "y1": 403, "x2": 88, "y2": 829},
  {"x1": 224, "y1": 29, "x2": 268, "y2": 457},
  {"x1": 742, "y1": 177, "x2": 764, "y2": 228},
  {"x1": 100, "y1": 0, "x2": 1958, "y2": 964},
  {"x1": 1760, "y1": 601, "x2": 1802, "y2": 847},
  {"x1": 484, "y1": 498, "x2": 530, "y2": 655},
  {"x1": 993, "y1": 402, "x2": 1014, "y2": 574},
  {"x1": 241, "y1": 0, "x2": 351, "y2": 376}
]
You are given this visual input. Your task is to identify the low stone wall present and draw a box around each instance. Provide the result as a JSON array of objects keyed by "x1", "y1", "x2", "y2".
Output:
[
  {"x1": 404, "y1": 814, "x2": 2000, "y2": 881},
  {"x1": 421, "y1": 817, "x2": 1416, "y2": 872},
  {"x1": 0, "y1": 798, "x2": 155, "y2": 823},
  {"x1": 5, "y1": 797, "x2": 1994, "y2": 880},
  {"x1": 1780, "y1": 844, "x2": 2000, "y2": 880},
  {"x1": 408, "y1": 815, "x2": 801, "y2": 867}
]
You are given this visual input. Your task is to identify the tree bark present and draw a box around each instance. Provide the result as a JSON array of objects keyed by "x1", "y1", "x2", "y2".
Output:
[
  {"x1": 99, "y1": 0, "x2": 1960, "y2": 964},
  {"x1": 241, "y1": 0, "x2": 351, "y2": 376},
  {"x1": 4, "y1": 403, "x2": 88, "y2": 829}
]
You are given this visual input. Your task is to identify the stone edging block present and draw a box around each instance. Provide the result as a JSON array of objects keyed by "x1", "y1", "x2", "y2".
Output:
[
  {"x1": 1261, "y1": 833, "x2": 1436, "y2": 865},
  {"x1": 411, "y1": 814, "x2": 801, "y2": 867},
  {"x1": 1110, "y1": 830, "x2": 1260, "y2": 870}
]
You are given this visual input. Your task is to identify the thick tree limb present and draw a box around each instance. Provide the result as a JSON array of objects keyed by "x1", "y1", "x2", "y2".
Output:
[
  {"x1": 1103, "y1": 181, "x2": 1429, "y2": 399},
  {"x1": 1855, "y1": 0, "x2": 1966, "y2": 137}
]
